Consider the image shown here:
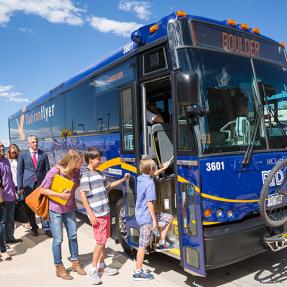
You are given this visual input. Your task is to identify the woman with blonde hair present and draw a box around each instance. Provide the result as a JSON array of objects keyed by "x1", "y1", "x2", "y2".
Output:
[
  {"x1": 7, "y1": 144, "x2": 20, "y2": 189},
  {"x1": 40, "y1": 149, "x2": 86, "y2": 280}
]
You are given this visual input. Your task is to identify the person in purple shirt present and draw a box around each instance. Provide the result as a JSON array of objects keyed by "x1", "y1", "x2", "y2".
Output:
[
  {"x1": 40, "y1": 149, "x2": 86, "y2": 280},
  {"x1": 0, "y1": 143, "x2": 15, "y2": 261},
  {"x1": 0, "y1": 142, "x2": 21, "y2": 248}
]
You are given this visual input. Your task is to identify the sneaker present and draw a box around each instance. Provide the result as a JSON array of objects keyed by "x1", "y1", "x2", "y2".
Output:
[
  {"x1": 98, "y1": 265, "x2": 118, "y2": 276},
  {"x1": 155, "y1": 243, "x2": 174, "y2": 252},
  {"x1": 133, "y1": 270, "x2": 154, "y2": 281},
  {"x1": 89, "y1": 270, "x2": 102, "y2": 285}
]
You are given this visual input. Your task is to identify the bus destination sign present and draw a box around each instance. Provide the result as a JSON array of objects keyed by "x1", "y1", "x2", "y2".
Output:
[
  {"x1": 222, "y1": 32, "x2": 260, "y2": 57},
  {"x1": 193, "y1": 22, "x2": 286, "y2": 65}
]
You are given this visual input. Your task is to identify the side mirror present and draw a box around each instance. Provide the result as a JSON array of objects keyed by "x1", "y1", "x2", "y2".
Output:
[{"x1": 175, "y1": 72, "x2": 200, "y2": 106}]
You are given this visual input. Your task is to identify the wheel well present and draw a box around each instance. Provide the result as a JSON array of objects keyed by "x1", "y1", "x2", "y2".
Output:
[{"x1": 109, "y1": 189, "x2": 123, "y2": 218}]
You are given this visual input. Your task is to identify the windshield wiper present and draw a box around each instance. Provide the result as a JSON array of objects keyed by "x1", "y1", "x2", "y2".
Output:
[{"x1": 242, "y1": 105, "x2": 263, "y2": 166}]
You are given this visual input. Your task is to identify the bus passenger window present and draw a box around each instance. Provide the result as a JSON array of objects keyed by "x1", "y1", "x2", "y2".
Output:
[
  {"x1": 121, "y1": 87, "x2": 134, "y2": 151},
  {"x1": 65, "y1": 79, "x2": 95, "y2": 134}
]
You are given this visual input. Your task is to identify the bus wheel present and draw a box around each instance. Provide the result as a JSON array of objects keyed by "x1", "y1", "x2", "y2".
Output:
[
  {"x1": 115, "y1": 198, "x2": 136, "y2": 258},
  {"x1": 260, "y1": 159, "x2": 287, "y2": 227}
]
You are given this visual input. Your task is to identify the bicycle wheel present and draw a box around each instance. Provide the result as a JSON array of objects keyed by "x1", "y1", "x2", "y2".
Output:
[{"x1": 260, "y1": 159, "x2": 287, "y2": 227}]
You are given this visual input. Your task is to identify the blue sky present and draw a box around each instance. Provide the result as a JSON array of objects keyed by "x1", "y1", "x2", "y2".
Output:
[{"x1": 0, "y1": 0, "x2": 286, "y2": 145}]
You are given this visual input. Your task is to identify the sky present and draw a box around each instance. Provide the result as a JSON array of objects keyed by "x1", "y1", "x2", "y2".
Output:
[{"x1": 0, "y1": 0, "x2": 286, "y2": 145}]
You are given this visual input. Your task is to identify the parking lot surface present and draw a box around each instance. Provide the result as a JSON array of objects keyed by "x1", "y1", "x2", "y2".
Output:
[{"x1": 1, "y1": 219, "x2": 286, "y2": 287}]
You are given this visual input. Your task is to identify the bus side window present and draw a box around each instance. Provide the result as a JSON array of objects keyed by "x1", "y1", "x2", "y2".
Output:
[{"x1": 121, "y1": 87, "x2": 135, "y2": 152}]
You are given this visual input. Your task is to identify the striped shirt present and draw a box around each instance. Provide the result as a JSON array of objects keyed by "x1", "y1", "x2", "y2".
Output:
[{"x1": 80, "y1": 167, "x2": 110, "y2": 217}]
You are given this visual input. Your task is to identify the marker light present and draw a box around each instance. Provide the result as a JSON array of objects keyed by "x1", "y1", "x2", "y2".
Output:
[
  {"x1": 252, "y1": 27, "x2": 261, "y2": 34},
  {"x1": 149, "y1": 24, "x2": 159, "y2": 33},
  {"x1": 216, "y1": 209, "x2": 223, "y2": 218},
  {"x1": 240, "y1": 23, "x2": 249, "y2": 30},
  {"x1": 279, "y1": 42, "x2": 286, "y2": 48},
  {"x1": 176, "y1": 10, "x2": 187, "y2": 17},
  {"x1": 204, "y1": 208, "x2": 212, "y2": 218},
  {"x1": 226, "y1": 19, "x2": 237, "y2": 26},
  {"x1": 227, "y1": 210, "x2": 234, "y2": 218}
]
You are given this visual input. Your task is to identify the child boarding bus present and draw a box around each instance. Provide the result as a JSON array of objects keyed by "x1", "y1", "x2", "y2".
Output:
[{"x1": 8, "y1": 11, "x2": 287, "y2": 276}]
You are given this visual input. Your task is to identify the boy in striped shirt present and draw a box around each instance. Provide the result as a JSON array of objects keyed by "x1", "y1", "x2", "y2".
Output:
[{"x1": 80, "y1": 148, "x2": 130, "y2": 285}]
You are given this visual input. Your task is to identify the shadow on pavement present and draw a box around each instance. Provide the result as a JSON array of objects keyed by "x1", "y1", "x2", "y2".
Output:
[
  {"x1": 254, "y1": 257, "x2": 287, "y2": 284},
  {"x1": 143, "y1": 248, "x2": 287, "y2": 287},
  {"x1": 74, "y1": 247, "x2": 129, "y2": 272},
  {"x1": 10, "y1": 222, "x2": 51, "y2": 257}
]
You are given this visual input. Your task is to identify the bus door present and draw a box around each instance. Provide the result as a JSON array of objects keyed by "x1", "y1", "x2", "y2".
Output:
[
  {"x1": 174, "y1": 72, "x2": 206, "y2": 276},
  {"x1": 119, "y1": 85, "x2": 140, "y2": 248},
  {"x1": 175, "y1": 158, "x2": 205, "y2": 276}
]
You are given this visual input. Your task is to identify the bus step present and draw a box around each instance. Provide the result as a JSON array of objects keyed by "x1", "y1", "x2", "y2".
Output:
[{"x1": 264, "y1": 233, "x2": 287, "y2": 252}]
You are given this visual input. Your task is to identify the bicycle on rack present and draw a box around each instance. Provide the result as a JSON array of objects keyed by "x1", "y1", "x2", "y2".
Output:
[{"x1": 260, "y1": 159, "x2": 287, "y2": 251}]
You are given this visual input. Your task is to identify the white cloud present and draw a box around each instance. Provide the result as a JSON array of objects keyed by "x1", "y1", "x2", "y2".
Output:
[
  {"x1": 89, "y1": 16, "x2": 141, "y2": 38},
  {"x1": 0, "y1": 0, "x2": 85, "y2": 26},
  {"x1": 118, "y1": 0, "x2": 151, "y2": 20},
  {"x1": 0, "y1": 85, "x2": 30, "y2": 103},
  {"x1": 0, "y1": 139, "x2": 9, "y2": 146},
  {"x1": 18, "y1": 27, "x2": 34, "y2": 34}
]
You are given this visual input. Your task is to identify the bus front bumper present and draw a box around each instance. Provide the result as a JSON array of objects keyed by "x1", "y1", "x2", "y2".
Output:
[{"x1": 204, "y1": 216, "x2": 270, "y2": 270}]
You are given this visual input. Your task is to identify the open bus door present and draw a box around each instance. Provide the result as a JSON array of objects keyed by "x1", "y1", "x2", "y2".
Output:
[
  {"x1": 173, "y1": 71, "x2": 206, "y2": 276},
  {"x1": 118, "y1": 85, "x2": 140, "y2": 253}
]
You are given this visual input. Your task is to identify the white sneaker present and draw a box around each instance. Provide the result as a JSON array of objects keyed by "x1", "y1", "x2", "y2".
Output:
[
  {"x1": 98, "y1": 265, "x2": 118, "y2": 276},
  {"x1": 89, "y1": 270, "x2": 102, "y2": 285}
]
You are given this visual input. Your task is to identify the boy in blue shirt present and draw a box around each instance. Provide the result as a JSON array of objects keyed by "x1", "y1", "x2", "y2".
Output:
[{"x1": 133, "y1": 159, "x2": 173, "y2": 281}]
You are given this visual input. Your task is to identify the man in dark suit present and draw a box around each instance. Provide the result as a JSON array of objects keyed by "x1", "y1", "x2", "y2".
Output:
[{"x1": 17, "y1": 135, "x2": 51, "y2": 236}]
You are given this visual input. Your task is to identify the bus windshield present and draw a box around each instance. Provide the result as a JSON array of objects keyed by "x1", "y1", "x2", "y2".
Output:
[
  {"x1": 253, "y1": 60, "x2": 287, "y2": 149},
  {"x1": 178, "y1": 48, "x2": 266, "y2": 154}
]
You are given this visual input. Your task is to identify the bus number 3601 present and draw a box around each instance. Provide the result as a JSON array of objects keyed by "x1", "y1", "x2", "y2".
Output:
[{"x1": 206, "y1": 161, "x2": 225, "y2": 172}]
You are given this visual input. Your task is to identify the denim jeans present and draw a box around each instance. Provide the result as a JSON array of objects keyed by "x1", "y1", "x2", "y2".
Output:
[
  {"x1": 0, "y1": 204, "x2": 7, "y2": 253},
  {"x1": 49, "y1": 210, "x2": 78, "y2": 265},
  {"x1": 0, "y1": 201, "x2": 15, "y2": 241}
]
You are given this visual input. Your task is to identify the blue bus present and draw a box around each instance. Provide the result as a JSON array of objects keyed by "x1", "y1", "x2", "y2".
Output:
[{"x1": 9, "y1": 11, "x2": 287, "y2": 276}]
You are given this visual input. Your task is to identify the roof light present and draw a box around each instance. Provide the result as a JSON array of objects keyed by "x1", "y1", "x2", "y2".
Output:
[
  {"x1": 279, "y1": 42, "x2": 286, "y2": 48},
  {"x1": 240, "y1": 23, "x2": 249, "y2": 30},
  {"x1": 226, "y1": 19, "x2": 237, "y2": 26},
  {"x1": 252, "y1": 27, "x2": 261, "y2": 34},
  {"x1": 176, "y1": 10, "x2": 187, "y2": 17},
  {"x1": 149, "y1": 24, "x2": 158, "y2": 33}
]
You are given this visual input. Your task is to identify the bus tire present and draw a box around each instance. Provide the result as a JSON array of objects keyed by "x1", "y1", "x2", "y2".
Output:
[
  {"x1": 115, "y1": 198, "x2": 136, "y2": 258},
  {"x1": 260, "y1": 159, "x2": 287, "y2": 227}
]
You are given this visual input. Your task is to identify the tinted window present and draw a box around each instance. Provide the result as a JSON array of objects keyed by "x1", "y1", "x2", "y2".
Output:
[
  {"x1": 254, "y1": 60, "x2": 287, "y2": 149},
  {"x1": 65, "y1": 80, "x2": 95, "y2": 134},
  {"x1": 94, "y1": 89, "x2": 119, "y2": 132},
  {"x1": 93, "y1": 60, "x2": 135, "y2": 94},
  {"x1": 121, "y1": 87, "x2": 134, "y2": 151},
  {"x1": 144, "y1": 47, "x2": 167, "y2": 74},
  {"x1": 24, "y1": 103, "x2": 53, "y2": 139},
  {"x1": 9, "y1": 118, "x2": 20, "y2": 142},
  {"x1": 52, "y1": 94, "x2": 65, "y2": 137},
  {"x1": 178, "y1": 48, "x2": 266, "y2": 154},
  {"x1": 178, "y1": 105, "x2": 193, "y2": 150}
]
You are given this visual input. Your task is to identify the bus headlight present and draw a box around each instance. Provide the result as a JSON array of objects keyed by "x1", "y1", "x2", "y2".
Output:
[
  {"x1": 216, "y1": 209, "x2": 223, "y2": 218},
  {"x1": 227, "y1": 210, "x2": 234, "y2": 218}
]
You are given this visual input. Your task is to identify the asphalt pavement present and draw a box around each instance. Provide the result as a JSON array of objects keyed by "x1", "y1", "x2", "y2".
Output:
[{"x1": 0, "y1": 218, "x2": 286, "y2": 287}]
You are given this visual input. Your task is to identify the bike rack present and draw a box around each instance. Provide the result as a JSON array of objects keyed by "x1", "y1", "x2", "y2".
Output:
[{"x1": 264, "y1": 233, "x2": 287, "y2": 252}]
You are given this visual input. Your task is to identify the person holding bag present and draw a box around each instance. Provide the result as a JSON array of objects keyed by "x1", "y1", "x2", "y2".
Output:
[{"x1": 40, "y1": 149, "x2": 86, "y2": 280}]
